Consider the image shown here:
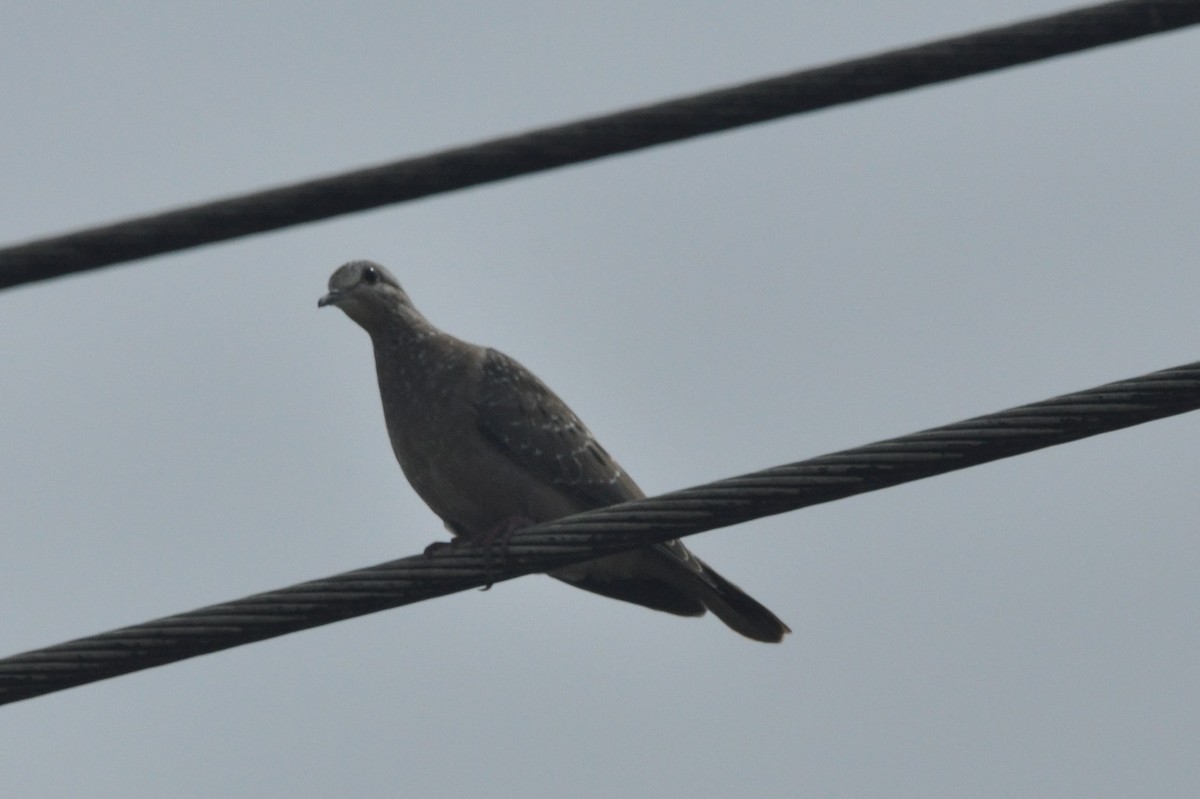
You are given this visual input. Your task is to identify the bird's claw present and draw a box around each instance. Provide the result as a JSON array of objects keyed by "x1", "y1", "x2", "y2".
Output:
[
  {"x1": 477, "y1": 515, "x2": 533, "y2": 590},
  {"x1": 422, "y1": 540, "x2": 454, "y2": 557}
]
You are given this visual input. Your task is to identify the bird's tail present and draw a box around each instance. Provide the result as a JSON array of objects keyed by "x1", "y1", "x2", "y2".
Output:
[
  {"x1": 551, "y1": 545, "x2": 790, "y2": 643},
  {"x1": 693, "y1": 560, "x2": 791, "y2": 643}
]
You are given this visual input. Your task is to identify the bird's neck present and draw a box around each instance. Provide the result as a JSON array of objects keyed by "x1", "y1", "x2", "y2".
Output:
[
  {"x1": 368, "y1": 312, "x2": 474, "y2": 416},
  {"x1": 368, "y1": 305, "x2": 437, "y2": 349}
]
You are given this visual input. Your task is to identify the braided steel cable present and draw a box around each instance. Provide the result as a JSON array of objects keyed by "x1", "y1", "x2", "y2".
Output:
[
  {"x1": 1, "y1": 359, "x2": 1198, "y2": 705},
  {"x1": 3, "y1": 0, "x2": 1198, "y2": 290}
]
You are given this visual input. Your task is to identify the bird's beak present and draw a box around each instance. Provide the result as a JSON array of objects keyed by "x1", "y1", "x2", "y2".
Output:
[{"x1": 317, "y1": 290, "x2": 342, "y2": 308}]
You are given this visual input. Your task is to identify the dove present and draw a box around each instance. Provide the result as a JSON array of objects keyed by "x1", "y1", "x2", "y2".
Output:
[{"x1": 320, "y1": 260, "x2": 789, "y2": 642}]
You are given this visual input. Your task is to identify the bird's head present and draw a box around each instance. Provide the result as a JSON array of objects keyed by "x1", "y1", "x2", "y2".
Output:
[{"x1": 318, "y1": 260, "x2": 418, "y2": 330}]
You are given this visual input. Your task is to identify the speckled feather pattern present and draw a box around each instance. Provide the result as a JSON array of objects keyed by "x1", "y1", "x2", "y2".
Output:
[
  {"x1": 477, "y1": 348, "x2": 634, "y2": 509},
  {"x1": 320, "y1": 260, "x2": 789, "y2": 641}
]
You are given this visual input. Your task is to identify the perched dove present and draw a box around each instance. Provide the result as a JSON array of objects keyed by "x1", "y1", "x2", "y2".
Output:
[{"x1": 319, "y1": 260, "x2": 789, "y2": 642}]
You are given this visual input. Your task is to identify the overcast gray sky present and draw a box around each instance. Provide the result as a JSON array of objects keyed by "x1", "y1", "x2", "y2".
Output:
[{"x1": 3, "y1": 2, "x2": 1199, "y2": 797}]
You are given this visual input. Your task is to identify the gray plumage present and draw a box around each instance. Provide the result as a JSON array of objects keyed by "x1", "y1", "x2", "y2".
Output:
[{"x1": 319, "y1": 259, "x2": 789, "y2": 642}]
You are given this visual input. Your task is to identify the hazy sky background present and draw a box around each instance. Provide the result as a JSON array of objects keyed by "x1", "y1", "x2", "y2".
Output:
[{"x1": 3, "y1": 3, "x2": 1198, "y2": 797}]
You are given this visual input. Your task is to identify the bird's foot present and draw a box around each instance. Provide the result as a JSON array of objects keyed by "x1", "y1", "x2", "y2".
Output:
[
  {"x1": 422, "y1": 540, "x2": 455, "y2": 557},
  {"x1": 424, "y1": 520, "x2": 469, "y2": 557},
  {"x1": 477, "y1": 515, "x2": 534, "y2": 590}
]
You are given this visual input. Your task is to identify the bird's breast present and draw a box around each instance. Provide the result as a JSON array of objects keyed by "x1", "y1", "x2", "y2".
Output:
[{"x1": 375, "y1": 352, "x2": 578, "y2": 538}]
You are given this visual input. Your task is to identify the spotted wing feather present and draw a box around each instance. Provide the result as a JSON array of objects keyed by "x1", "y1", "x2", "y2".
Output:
[{"x1": 476, "y1": 348, "x2": 639, "y2": 509}]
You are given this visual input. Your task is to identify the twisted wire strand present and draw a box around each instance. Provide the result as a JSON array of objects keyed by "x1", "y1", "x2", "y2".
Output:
[
  {"x1": 3, "y1": 0, "x2": 1197, "y2": 289},
  {"x1": 2, "y1": 359, "x2": 1198, "y2": 706}
]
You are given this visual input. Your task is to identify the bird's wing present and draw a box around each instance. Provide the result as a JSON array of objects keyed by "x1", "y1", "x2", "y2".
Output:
[
  {"x1": 476, "y1": 349, "x2": 714, "y2": 590},
  {"x1": 476, "y1": 348, "x2": 641, "y2": 510}
]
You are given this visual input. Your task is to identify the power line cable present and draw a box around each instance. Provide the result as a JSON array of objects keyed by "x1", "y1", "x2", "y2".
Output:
[
  {"x1": 1, "y1": 0, "x2": 1197, "y2": 290},
  {"x1": 2, "y1": 358, "x2": 1197, "y2": 706}
]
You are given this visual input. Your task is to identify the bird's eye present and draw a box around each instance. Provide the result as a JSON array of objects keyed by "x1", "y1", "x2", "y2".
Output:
[{"x1": 362, "y1": 266, "x2": 380, "y2": 285}]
